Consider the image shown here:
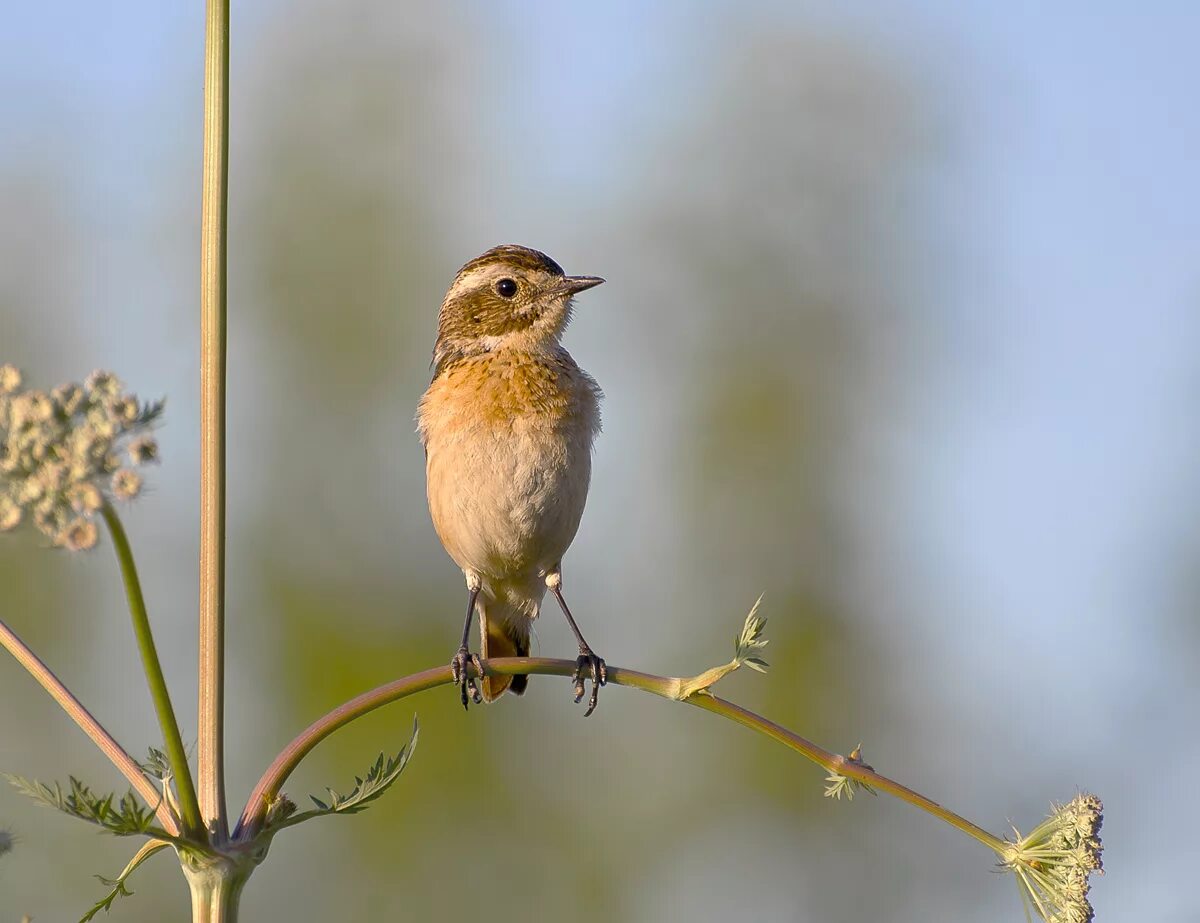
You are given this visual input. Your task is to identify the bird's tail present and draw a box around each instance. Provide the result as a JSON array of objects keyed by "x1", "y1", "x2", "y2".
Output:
[{"x1": 478, "y1": 597, "x2": 530, "y2": 702}]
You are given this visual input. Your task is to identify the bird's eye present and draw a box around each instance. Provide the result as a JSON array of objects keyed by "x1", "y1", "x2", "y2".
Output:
[{"x1": 495, "y1": 278, "x2": 518, "y2": 298}]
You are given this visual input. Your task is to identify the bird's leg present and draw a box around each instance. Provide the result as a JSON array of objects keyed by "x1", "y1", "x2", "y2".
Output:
[
  {"x1": 546, "y1": 571, "x2": 607, "y2": 716},
  {"x1": 451, "y1": 580, "x2": 484, "y2": 710}
]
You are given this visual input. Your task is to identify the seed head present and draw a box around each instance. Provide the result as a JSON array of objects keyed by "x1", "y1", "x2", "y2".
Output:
[
  {"x1": 33, "y1": 499, "x2": 68, "y2": 537},
  {"x1": 84, "y1": 370, "x2": 123, "y2": 399},
  {"x1": 112, "y1": 396, "x2": 140, "y2": 424},
  {"x1": 0, "y1": 367, "x2": 164, "y2": 551},
  {"x1": 59, "y1": 518, "x2": 99, "y2": 552},
  {"x1": 1000, "y1": 793, "x2": 1103, "y2": 923},
  {"x1": 0, "y1": 496, "x2": 20, "y2": 532},
  {"x1": 128, "y1": 436, "x2": 159, "y2": 465},
  {"x1": 0, "y1": 365, "x2": 21, "y2": 394},
  {"x1": 111, "y1": 469, "x2": 143, "y2": 501},
  {"x1": 67, "y1": 482, "x2": 103, "y2": 513},
  {"x1": 51, "y1": 382, "x2": 84, "y2": 415},
  {"x1": 17, "y1": 478, "x2": 45, "y2": 505}
]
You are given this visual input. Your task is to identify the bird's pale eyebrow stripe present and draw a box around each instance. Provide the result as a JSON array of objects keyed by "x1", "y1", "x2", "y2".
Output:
[{"x1": 447, "y1": 263, "x2": 510, "y2": 296}]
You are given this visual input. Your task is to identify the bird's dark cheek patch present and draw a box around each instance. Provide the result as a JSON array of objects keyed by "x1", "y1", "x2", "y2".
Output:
[
  {"x1": 490, "y1": 308, "x2": 538, "y2": 335},
  {"x1": 442, "y1": 293, "x2": 539, "y2": 340}
]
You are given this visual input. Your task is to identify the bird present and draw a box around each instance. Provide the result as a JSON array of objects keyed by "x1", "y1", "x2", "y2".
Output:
[{"x1": 417, "y1": 244, "x2": 608, "y2": 715}]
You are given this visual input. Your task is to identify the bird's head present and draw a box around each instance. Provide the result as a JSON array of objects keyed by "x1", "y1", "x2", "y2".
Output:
[{"x1": 432, "y1": 245, "x2": 603, "y2": 373}]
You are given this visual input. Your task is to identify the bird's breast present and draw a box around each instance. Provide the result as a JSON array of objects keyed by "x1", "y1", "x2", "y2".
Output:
[{"x1": 418, "y1": 350, "x2": 601, "y2": 586}]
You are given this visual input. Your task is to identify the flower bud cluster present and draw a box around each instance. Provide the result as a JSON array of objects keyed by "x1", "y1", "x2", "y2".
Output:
[{"x1": 0, "y1": 366, "x2": 162, "y2": 551}]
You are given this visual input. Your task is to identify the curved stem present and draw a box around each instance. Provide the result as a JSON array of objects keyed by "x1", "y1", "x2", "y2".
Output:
[
  {"x1": 101, "y1": 503, "x2": 204, "y2": 838},
  {"x1": 234, "y1": 664, "x2": 448, "y2": 838},
  {"x1": 198, "y1": 0, "x2": 231, "y2": 842},
  {"x1": 0, "y1": 617, "x2": 178, "y2": 835},
  {"x1": 235, "y1": 657, "x2": 1004, "y2": 853}
]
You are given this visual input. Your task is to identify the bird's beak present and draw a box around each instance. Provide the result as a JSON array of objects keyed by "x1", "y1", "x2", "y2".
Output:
[{"x1": 561, "y1": 275, "x2": 605, "y2": 294}]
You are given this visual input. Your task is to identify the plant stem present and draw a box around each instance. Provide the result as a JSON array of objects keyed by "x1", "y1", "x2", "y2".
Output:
[
  {"x1": 181, "y1": 850, "x2": 253, "y2": 923},
  {"x1": 685, "y1": 693, "x2": 1004, "y2": 851},
  {"x1": 0, "y1": 617, "x2": 179, "y2": 835},
  {"x1": 198, "y1": 0, "x2": 231, "y2": 842},
  {"x1": 235, "y1": 657, "x2": 1004, "y2": 853},
  {"x1": 234, "y1": 665, "x2": 448, "y2": 838},
  {"x1": 101, "y1": 503, "x2": 203, "y2": 838}
]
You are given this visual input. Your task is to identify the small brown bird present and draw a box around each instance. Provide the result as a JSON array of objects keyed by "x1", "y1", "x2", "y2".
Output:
[{"x1": 417, "y1": 245, "x2": 608, "y2": 714}]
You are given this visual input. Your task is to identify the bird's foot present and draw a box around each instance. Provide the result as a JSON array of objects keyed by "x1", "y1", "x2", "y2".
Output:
[
  {"x1": 451, "y1": 646, "x2": 484, "y2": 710},
  {"x1": 572, "y1": 648, "x2": 607, "y2": 717}
]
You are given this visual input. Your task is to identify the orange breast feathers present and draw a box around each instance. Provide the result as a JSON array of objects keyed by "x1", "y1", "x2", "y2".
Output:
[{"x1": 418, "y1": 349, "x2": 602, "y2": 445}]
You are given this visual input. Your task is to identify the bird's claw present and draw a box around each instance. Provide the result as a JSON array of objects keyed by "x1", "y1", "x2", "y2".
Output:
[
  {"x1": 451, "y1": 646, "x2": 484, "y2": 710},
  {"x1": 572, "y1": 649, "x2": 607, "y2": 717}
]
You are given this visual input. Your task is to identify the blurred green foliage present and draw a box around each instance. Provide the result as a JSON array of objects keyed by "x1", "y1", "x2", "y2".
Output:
[{"x1": 0, "y1": 5, "x2": 944, "y2": 922}]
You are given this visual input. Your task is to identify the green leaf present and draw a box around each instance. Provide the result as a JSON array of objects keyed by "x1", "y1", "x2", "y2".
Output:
[
  {"x1": 267, "y1": 718, "x2": 419, "y2": 833},
  {"x1": 80, "y1": 839, "x2": 170, "y2": 922},
  {"x1": 733, "y1": 595, "x2": 769, "y2": 671},
  {"x1": 822, "y1": 744, "x2": 876, "y2": 801},
  {"x1": 4, "y1": 774, "x2": 159, "y2": 837},
  {"x1": 138, "y1": 747, "x2": 172, "y2": 781},
  {"x1": 668, "y1": 596, "x2": 770, "y2": 699},
  {"x1": 135, "y1": 398, "x2": 166, "y2": 428}
]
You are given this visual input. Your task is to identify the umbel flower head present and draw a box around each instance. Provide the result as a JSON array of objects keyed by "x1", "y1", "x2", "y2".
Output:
[
  {"x1": 0, "y1": 366, "x2": 162, "y2": 551},
  {"x1": 1000, "y1": 793, "x2": 1104, "y2": 923}
]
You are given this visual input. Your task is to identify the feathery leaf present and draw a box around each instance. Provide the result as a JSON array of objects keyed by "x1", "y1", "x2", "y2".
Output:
[
  {"x1": 80, "y1": 839, "x2": 170, "y2": 922},
  {"x1": 266, "y1": 718, "x2": 418, "y2": 833}
]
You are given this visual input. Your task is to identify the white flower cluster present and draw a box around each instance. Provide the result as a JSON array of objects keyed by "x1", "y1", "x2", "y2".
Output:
[{"x1": 0, "y1": 366, "x2": 161, "y2": 551}]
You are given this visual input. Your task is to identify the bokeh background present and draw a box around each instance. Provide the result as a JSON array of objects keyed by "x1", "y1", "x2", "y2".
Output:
[{"x1": 2, "y1": 2, "x2": 1197, "y2": 920}]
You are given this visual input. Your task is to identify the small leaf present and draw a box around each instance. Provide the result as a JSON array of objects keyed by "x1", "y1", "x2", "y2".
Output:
[
  {"x1": 135, "y1": 398, "x2": 166, "y2": 428},
  {"x1": 264, "y1": 793, "x2": 296, "y2": 827},
  {"x1": 822, "y1": 744, "x2": 876, "y2": 801},
  {"x1": 5, "y1": 773, "x2": 159, "y2": 837},
  {"x1": 267, "y1": 718, "x2": 419, "y2": 833},
  {"x1": 668, "y1": 596, "x2": 771, "y2": 699},
  {"x1": 138, "y1": 747, "x2": 172, "y2": 781},
  {"x1": 80, "y1": 839, "x2": 170, "y2": 922},
  {"x1": 732, "y1": 595, "x2": 769, "y2": 671}
]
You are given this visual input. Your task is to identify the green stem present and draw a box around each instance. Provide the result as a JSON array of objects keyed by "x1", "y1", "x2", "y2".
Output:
[
  {"x1": 198, "y1": 0, "x2": 231, "y2": 841},
  {"x1": 685, "y1": 693, "x2": 1004, "y2": 852},
  {"x1": 234, "y1": 657, "x2": 1004, "y2": 854},
  {"x1": 181, "y1": 850, "x2": 253, "y2": 923},
  {"x1": 101, "y1": 503, "x2": 203, "y2": 838},
  {"x1": 0, "y1": 617, "x2": 179, "y2": 835}
]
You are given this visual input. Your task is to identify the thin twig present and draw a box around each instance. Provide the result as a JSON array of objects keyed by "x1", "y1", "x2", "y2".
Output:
[
  {"x1": 198, "y1": 0, "x2": 231, "y2": 842},
  {"x1": 234, "y1": 657, "x2": 1004, "y2": 853},
  {"x1": 101, "y1": 504, "x2": 202, "y2": 838},
  {"x1": 0, "y1": 618, "x2": 179, "y2": 836},
  {"x1": 686, "y1": 693, "x2": 1002, "y2": 850}
]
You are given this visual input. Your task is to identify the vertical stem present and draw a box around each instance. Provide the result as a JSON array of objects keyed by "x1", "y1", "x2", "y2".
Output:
[
  {"x1": 101, "y1": 504, "x2": 203, "y2": 837},
  {"x1": 199, "y1": 0, "x2": 230, "y2": 841},
  {"x1": 182, "y1": 853, "x2": 252, "y2": 923}
]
